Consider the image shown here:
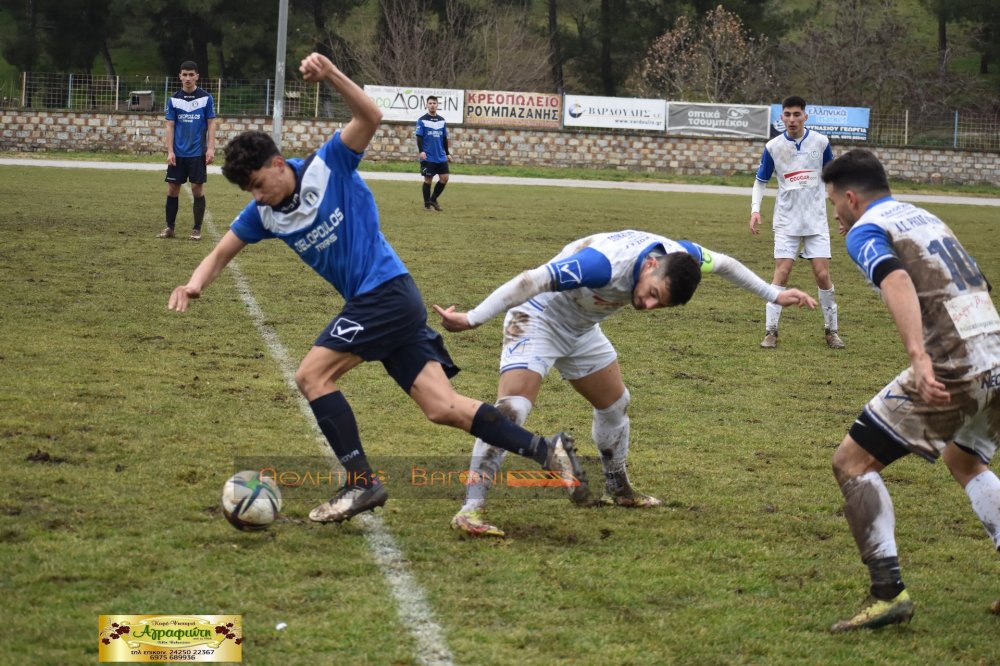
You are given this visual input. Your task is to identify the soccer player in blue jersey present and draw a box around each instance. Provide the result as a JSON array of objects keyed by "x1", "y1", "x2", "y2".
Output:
[
  {"x1": 167, "y1": 53, "x2": 585, "y2": 524},
  {"x1": 416, "y1": 96, "x2": 449, "y2": 211},
  {"x1": 750, "y1": 95, "x2": 844, "y2": 349},
  {"x1": 159, "y1": 61, "x2": 217, "y2": 241},
  {"x1": 822, "y1": 149, "x2": 1000, "y2": 631},
  {"x1": 434, "y1": 230, "x2": 817, "y2": 537}
]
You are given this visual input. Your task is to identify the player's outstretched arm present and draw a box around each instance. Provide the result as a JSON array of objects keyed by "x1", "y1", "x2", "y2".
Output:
[
  {"x1": 703, "y1": 248, "x2": 817, "y2": 308},
  {"x1": 879, "y1": 269, "x2": 949, "y2": 405},
  {"x1": 299, "y1": 52, "x2": 381, "y2": 153},
  {"x1": 168, "y1": 231, "x2": 247, "y2": 312},
  {"x1": 433, "y1": 265, "x2": 553, "y2": 332}
]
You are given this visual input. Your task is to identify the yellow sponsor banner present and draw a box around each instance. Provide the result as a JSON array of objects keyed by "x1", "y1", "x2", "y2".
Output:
[
  {"x1": 99, "y1": 615, "x2": 242, "y2": 662},
  {"x1": 465, "y1": 90, "x2": 562, "y2": 128}
]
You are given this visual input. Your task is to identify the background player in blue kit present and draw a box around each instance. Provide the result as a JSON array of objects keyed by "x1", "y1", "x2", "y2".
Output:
[
  {"x1": 822, "y1": 149, "x2": 1000, "y2": 631},
  {"x1": 159, "y1": 60, "x2": 217, "y2": 241},
  {"x1": 749, "y1": 95, "x2": 843, "y2": 349},
  {"x1": 416, "y1": 96, "x2": 449, "y2": 211},
  {"x1": 434, "y1": 230, "x2": 818, "y2": 537},
  {"x1": 167, "y1": 53, "x2": 585, "y2": 524}
]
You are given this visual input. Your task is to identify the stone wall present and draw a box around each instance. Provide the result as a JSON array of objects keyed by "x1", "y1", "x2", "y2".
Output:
[{"x1": 3, "y1": 109, "x2": 999, "y2": 186}]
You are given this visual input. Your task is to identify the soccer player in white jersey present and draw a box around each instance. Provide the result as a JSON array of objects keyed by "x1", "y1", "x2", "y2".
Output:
[
  {"x1": 822, "y1": 149, "x2": 1000, "y2": 631},
  {"x1": 168, "y1": 53, "x2": 587, "y2": 525},
  {"x1": 750, "y1": 95, "x2": 844, "y2": 350},
  {"x1": 434, "y1": 230, "x2": 817, "y2": 537}
]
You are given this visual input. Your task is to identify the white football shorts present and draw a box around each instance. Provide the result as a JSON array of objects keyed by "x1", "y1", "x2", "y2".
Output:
[
  {"x1": 773, "y1": 230, "x2": 831, "y2": 260},
  {"x1": 863, "y1": 365, "x2": 1000, "y2": 463},
  {"x1": 498, "y1": 306, "x2": 617, "y2": 381}
]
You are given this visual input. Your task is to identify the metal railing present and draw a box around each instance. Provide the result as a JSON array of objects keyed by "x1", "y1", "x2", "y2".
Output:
[
  {"x1": 3, "y1": 71, "x2": 999, "y2": 151},
  {"x1": 2, "y1": 72, "x2": 347, "y2": 119}
]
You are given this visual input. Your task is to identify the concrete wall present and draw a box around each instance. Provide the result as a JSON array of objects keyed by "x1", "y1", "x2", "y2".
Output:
[{"x1": 3, "y1": 110, "x2": 999, "y2": 186}]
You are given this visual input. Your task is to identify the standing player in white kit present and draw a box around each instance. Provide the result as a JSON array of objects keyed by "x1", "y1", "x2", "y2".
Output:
[{"x1": 750, "y1": 95, "x2": 844, "y2": 350}]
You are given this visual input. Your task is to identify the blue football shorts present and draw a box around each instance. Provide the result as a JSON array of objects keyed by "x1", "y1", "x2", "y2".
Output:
[{"x1": 314, "y1": 274, "x2": 459, "y2": 392}]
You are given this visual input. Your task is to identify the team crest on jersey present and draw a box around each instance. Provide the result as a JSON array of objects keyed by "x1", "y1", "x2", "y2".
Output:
[
  {"x1": 554, "y1": 260, "x2": 583, "y2": 287},
  {"x1": 302, "y1": 189, "x2": 319, "y2": 207},
  {"x1": 329, "y1": 317, "x2": 364, "y2": 342}
]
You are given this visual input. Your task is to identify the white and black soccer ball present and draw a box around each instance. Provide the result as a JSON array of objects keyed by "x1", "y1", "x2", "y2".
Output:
[{"x1": 221, "y1": 470, "x2": 282, "y2": 531}]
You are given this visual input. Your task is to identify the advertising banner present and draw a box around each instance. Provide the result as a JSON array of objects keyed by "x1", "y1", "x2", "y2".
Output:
[
  {"x1": 667, "y1": 102, "x2": 770, "y2": 138},
  {"x1": 465, "y1": 90, "x2": 561, "y2": 128},
  {"x1": 363, "y1": 85, "x2": 464, "y2": 123},
  {"x1": 770, "y1": 104, "x2": 870, "y2": 140},
  {"x1": 563, "y1": 94, "x2": 666, "y2": 131}
]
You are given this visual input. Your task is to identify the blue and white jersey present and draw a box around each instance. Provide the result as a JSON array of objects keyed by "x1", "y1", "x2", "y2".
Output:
[
  {"x1": 529, "y1": 230, "x2": 707, "y2": 335},
  {"x1": 846, "y1": 197, "x2": 1000, "y2": 378},
  {"x1": 165, "y1": 87, "x2": 215, "y2": 158},
  {"x1": 230, "y1": 132, "x2": 408, "y2": 301},
  {"x1": 756, "y1": 128, "x2": 833, "y2": 235},
  {"x1": 415, "y1": 114, "x2": 448, "y2": 162}
]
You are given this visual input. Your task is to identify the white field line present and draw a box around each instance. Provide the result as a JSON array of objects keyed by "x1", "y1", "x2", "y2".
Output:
[
  {"x1": 2, "y1": 158, "x2": 999, "y2": 207},
  {"x1": 189, "y1": 188, "x2": 454, "y2": 666}
]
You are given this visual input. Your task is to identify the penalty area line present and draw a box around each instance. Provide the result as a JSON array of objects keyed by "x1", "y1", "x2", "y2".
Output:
[{"x1": 188, "y1": 187, "x2": 454, "y2": 666}]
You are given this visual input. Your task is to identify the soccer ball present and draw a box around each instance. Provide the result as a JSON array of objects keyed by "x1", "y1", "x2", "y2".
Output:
[{"x1": 220, "y1": 470, "x2": 282, "y2": 531}]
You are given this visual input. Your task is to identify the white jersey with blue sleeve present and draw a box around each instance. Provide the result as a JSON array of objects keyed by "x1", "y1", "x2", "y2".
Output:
[
  {"x1": 845, "y1": 197, "x2": 1000, "y2": 378},
  {"x1": 229, "y1": 132, "x2": 408, "y2": 301},
  {"x1": 755, "y1": 129, "x2": 833, "y2": 236},
  {"x1": 465, "y1": 229, "x2": 780, "y2": 333}
]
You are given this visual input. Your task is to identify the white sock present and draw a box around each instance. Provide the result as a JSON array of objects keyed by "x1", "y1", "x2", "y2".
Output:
[
  {"x1": 965, "y1": 470, "x2": 1000, "y2": 550},
  {"x1": 842, "y1": 471, "x2": 898, "y2": 562},
  {"x1": 765, "y1": 284, "x2": 783, "y2": 331},
  {"x1": 819, "y1": 286, "x2": 838, "y2": 331},
  {"x1": 460, "y1": 396, "x2": 532, "y2": 512},
  {"x1": 593, "y1": 389, "x2": 631, "y2": 492}
]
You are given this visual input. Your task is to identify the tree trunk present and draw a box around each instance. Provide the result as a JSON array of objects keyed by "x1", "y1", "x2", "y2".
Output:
[
  {"x1": 547, "y1": 0, "x2": 564, "y2": 93},
  {"x1": 100, "y1": 39, "x2": 116, "y2": 77},
  {"x1": 937, "y1": 13, "x2": 947, "y2": 74},
  {"x1": 600, "y1": 0, "x2": 613, "y2": 95}
]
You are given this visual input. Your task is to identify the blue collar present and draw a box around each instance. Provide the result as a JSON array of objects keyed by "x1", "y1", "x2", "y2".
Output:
[
  {"x1": 864, "y1": 195, "x2": 896, "y2": 212},
  {"x1": 783, "y1": 128, "x2": 809, "y2": 148}
]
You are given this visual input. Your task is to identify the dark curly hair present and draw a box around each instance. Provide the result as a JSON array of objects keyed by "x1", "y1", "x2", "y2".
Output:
[
  {"x1": 654, "y1": 252, "x2": 702, "y2": 306},
  {"x1": 222, "y1": 131, "x2": 280, "y2": 189}
]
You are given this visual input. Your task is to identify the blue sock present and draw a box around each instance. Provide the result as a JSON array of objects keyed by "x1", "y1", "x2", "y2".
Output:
[
  {"x1": 309, "y1": 391, "x2": 376, "y2": 487},
  {"x1": 470, "y1": 403, "x2": 547, "y2": 464}
]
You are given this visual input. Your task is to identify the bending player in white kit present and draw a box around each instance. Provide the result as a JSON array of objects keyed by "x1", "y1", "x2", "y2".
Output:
[
  {"x1": 434, "y1": 230, "x2": 817, "y2": 537},
  {"x1": 750, "y1": 95, "x2": 844, "y2": 350}
]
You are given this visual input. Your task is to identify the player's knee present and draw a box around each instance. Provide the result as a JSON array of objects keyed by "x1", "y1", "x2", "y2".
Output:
[
  {"x1": 942, "y1": 442, "x2": 988, "y2": 486},
  {"x1": 495, "y1": 396, "x2": 532, "y2": 426},
  {"x1": 594, "y1": 388, "x2": 630, "y2": 424},
  {"x1": 421, "y1": 400, "x2": 462, "y2": 427},
  {"x1": 832, "y1": 437, "x2": 872, "y2": 486},
  {"x1": 294, "y1": 366, "x2": 318, "y2": 397}
]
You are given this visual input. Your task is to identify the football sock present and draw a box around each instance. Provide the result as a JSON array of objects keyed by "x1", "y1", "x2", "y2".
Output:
[
  {"x1": 422, "y1": 183, "x2": 431, "y2": 204},
  {"x1": 841, "y1": 471, "x2": 898, "y2": 564},
  {"x1": 192, "y1": 195, "x2": 206, "y2": 230},
  {"x1": 593, "y1": 389, "x2": 631, "y2": 493},
  {"x1": 462, "y1": 439, "x2": 506, "y2": 510},
  {"x1": 819, "y1": 286, "x2": 838, "y2": 330},
  {"x1": 470, "y1": 403, "x2": 547, "y2": 464},
  {"x1": 965, "y1": 470, "x2": 1000, "y2": 550},
  {"x1": 765, "y1": 285, "x2": 783, "y2": 330},
  {"x1": 867, "y1": 556, "x2": 906, "y2": 600},
  {"x1": 309, "y1": 391, "x2": 376, "y2": 487},
  {"x1": 431, "y1": 181, "x2": 446, "y2": 201},
  {"x1": 462, "y1": 396, "x2": 532, "y2": 510},
  {"x1": 166, "y1": 195, "x2": 179, "y2": 228}
]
